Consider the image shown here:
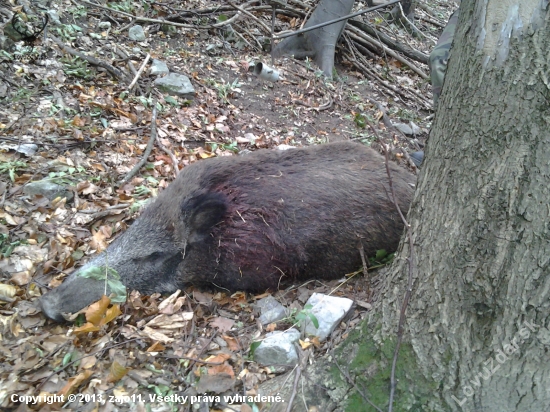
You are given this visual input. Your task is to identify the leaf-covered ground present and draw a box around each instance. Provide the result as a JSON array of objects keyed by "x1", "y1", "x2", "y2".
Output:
[{"x1": 0, "y1": 0, "x2": 456, "y2": 410}]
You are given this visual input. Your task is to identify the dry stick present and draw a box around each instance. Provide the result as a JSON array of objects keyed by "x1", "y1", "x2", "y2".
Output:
[
  {"x1": 76, "y1": 0, "x2": 241, "y2": 31},
  {"x1": 285, "y1": 365, "x2": 302, "y2": 412},
  {"x1": 113, "y1": 46, "x2": 138, "y2": 77},
  {"x1": 347, "y1": 19, "x2": 429, "y2": 64},
  {"x1": 363, "y1": 118, "x2": 416, "y2": 412},
  {"x1": 127, "y1": 53, "x2": 151, "y2": 92},
  {"x1": 232, "y1": 27, "x2": 259, "y2": 51},
  {"x1": 49, "y1": 35, "x2": 127, "y2": 81},
  {"x1": 37, "y1": 338, "x2": 142, "y2": 390},
  {"x1": 228, "y1": 1, "x2": 272, "y2": 34},
  {"x1": 156, "y1": 134, "x2": 180, "y2": 177},
  {"x1": 418, "y1": 13, "x2": 446, "y2": 28},
  {"x1": 345, "y1": 50, "x2": 432, "y2": 110},
  {"x1": 273, "y1": 0, "x2": 401, "y2": 39},
  {"x1": 346, "y1": 25, "x2": 428, "y2": 79},
  {"x1": 395, "y1": 2, "x2": 425, "y2": 40},
  {"x1": 270, "y1": 4, "x2": 276, "y2": 65},
  {"x1": 119, "y1": 101, "x2": 158, "y2": 186},
  {"x1": 117, "y1": 19, "x2": 137, "y2": 34},
  {"x1": 113, "y1": 46, "x2": 144, "y2": 95},
  {"x1": 358, "y1": 240, "x2": 369, "y2": 277}
]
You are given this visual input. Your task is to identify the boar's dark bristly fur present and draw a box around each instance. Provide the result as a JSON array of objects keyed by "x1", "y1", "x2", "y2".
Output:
[{"x1": 40, "y1": 142, "x2": 416, "y2": 321}]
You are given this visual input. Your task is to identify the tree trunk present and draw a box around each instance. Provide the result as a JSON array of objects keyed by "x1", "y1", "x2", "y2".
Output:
[
  {"x1": 352, "y1": 0, "x2": 550, "y2": 410},
  {"x1": 260, "y1": 1, "x2": 550, "y2": 411},
  {"x1": 272, "y1": 0, "x2": 354, "y2": 76}
]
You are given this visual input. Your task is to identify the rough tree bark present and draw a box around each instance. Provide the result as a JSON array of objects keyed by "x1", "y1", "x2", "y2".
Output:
[
  {"x1": 338, "y1": 0, "x2": 550, "y2": 410},
  {"x1": 261, "y1": 1, "x2": 550, "y2": 411},
  {"x1": 272, "y1": 0, "x2": 354, "y2": 76}
]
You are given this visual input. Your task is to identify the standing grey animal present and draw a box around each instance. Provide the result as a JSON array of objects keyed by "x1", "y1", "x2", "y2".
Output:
[{"x1": 40, "y1": 142, "x2": 416, "y2": 322}]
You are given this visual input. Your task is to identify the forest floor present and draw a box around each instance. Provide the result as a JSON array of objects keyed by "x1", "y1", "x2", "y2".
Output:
[{"x1": 0, "y1": 0, "x2": 457, "y2": 410}]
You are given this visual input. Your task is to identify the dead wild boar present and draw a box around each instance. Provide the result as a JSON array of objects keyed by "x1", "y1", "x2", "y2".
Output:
[{"x1": 40, "y1": 141, "x2": 416, "y2": 321}]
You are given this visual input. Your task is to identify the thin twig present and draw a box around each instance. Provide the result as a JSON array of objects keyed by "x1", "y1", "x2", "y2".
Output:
[
  {"x1": 127, "y1": 53, "x2": 150, "y2": 92},
  {"x1": 396, "y1": 2, "x2": 426, "y2": 40},
  {"x1": 156, "y1": 134, "x2": 180, "y2": 177},
  {"x1": 228, "y1": 1, "x2": 272, "y2": 34},
  {"x1": 357, "y1": 239, "x2": 369, "y2": 277},
  {"x1": 119, "y1": 101, "x2": 158, "y2": 186},
  {"x1": 346, "y1": 25, "x2": 428, "y2": 79},
  {"x1": 76, "y1": 0, "x2": 240, "y2": 30},
  {"x1": 284, "y1": 365, "x2": 302, "y2": 412},
  {"x1": 274, "y1": 0, "x2": 401, "y2": 39},
  {"x1": 49, "y1": 35, "x2": 127, "y2": 81},
  {"x1": 37, "y1": 338, "x2": 142, "y2": 390},
  {"x1": 363, "y1": 117, "x2": 416, "y2": 412}
]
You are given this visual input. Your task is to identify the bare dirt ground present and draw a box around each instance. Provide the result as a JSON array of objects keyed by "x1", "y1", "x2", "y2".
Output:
[{"x1": 0, "y1": 0, "x2": 456, "y2": 410}]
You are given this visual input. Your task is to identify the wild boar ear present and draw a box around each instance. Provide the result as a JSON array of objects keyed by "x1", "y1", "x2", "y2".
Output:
[{"x1": 182, "y1": 193, "x2": 227, "y2": 241}]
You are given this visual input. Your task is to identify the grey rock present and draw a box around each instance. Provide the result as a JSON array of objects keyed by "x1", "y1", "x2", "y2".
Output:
[
  {"x1": 254, "y1": 329, "x2": 301, "y2": 366},
  {"x1": 23, "y1": 180, "x2": 74, "y2": 201},
  {"x1": 17, "y1": 144, "x2": 38, "y2": 156},
  {"x1": 154, "y1": 73, "x2": 195, "y2": 98},
  {"x1": 393, "y1": 122, "x2": 413, "y2": 135},
  {"x1": 128, "y1": 25, "x2": 146, "y2": 41},
  {"x1": 46, "y1": 10, "x2": 61, "y2": 25},
  {"x1": 394, "y1": 121, "x2": 422, "y2": 136},
  {"x1": 150, "y1": 59, "x2": 169, "y2": 76},
  {"x1": 256, "y1": 296, "x2": 287, "y2": 325},
  {"x1": 304, "y1": 293, "x2": 353, "y2": 341},
  {"x1": 98, "y1": 21, "x2": 112, "y2": 30},
  {"x1": 410, "y1": 121, "x2": 421, "y2": 135}
]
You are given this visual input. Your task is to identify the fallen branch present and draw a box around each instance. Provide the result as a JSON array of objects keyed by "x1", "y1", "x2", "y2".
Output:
[
  {"x1": 347, "y1": 25, "x2": 428, "y2": 79},
  {"x1": 76, "y1": 0, "x2": 241, "y2": 31},
  {"x1": 49, "y1": 35, "x2": 127, "y2": 81},
  {"x1": 119, "y1": 101, "x2": 158, "y2": 186},
  {"x1": 342, "y1": 42, "x2": 432, "y2": 110},
  {"x1": 112, "y1": 45, "x2": 144, "y2": 95},
  {"x1": 284, "y1": 365, "x2": 302, "y2": 412},
  {"x1": 228, "y1": 1, "x2": 271, "y2": 34},
  {"x1": 127, "y1": 53, "x2": 150, "y2": 92},
  {"x1": 156, "y1": 133, "x2": 180, "y2": 178},
  {"x1": 347, "y1": 19, "x2": 429, "y2": 64},
  {"x1": 273, "y1": 0, "x2": 400, "y2": 40}
]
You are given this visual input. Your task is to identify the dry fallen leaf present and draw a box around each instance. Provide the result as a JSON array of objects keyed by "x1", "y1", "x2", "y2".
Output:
[
  {"x1": 55, "y1": 370, "x2": 94, "y2": 406},
  {"x1": 222, "y1": 335, "x2": 240, "y2": 351},
  {"x1": 146, "y1": 341, "x2": 166, "y2": 352},
  {"x1": 0, "y1": 284, "x2": 17, "y2": 302},
  {"x1": 106, "y1": 360, "x2": 129, "y2": 383},
  {"x1": 209, "y1": 316, "x2": 235, "y2": 332},
  {"x1": 85, "y1": 295, "x2": 111, "y2": 325}
]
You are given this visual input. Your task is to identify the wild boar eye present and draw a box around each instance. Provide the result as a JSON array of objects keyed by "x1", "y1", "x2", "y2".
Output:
[
  {"x1": 132, "y1": 252, "x2": 165, "y2": 263},
  {"x1": 148, "y1": 252, "x2": 164, "y2": 260}
]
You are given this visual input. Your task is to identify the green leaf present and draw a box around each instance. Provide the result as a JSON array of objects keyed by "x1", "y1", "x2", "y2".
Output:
[
  {"x1": 354, "y1": 113, "x2": 366, "y2": 129},
  {"x1": 77, "y1": 266, "x2": 126, "y2": 303},
  {"x1": 307, "y1": 312, "x2": 319, "y2": 329},
  {"x1": 71, "y1": 249, "x2": 84, "y2": 261},
  {"x1": 62, "y1": 352, "x2": 73, "y2": 366},
  {"x1": 217, "y1": 14, "x2": 228, "y2": 22},
  {"x1": 375, "y1": 249, "x2": 388, "y2": 260},
  {"x1": 164, "y1": 96, "x2": 178, "y2": 106},
  {"x1": 250, "y1": 341, "x2": 262, "y2": 357}
]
